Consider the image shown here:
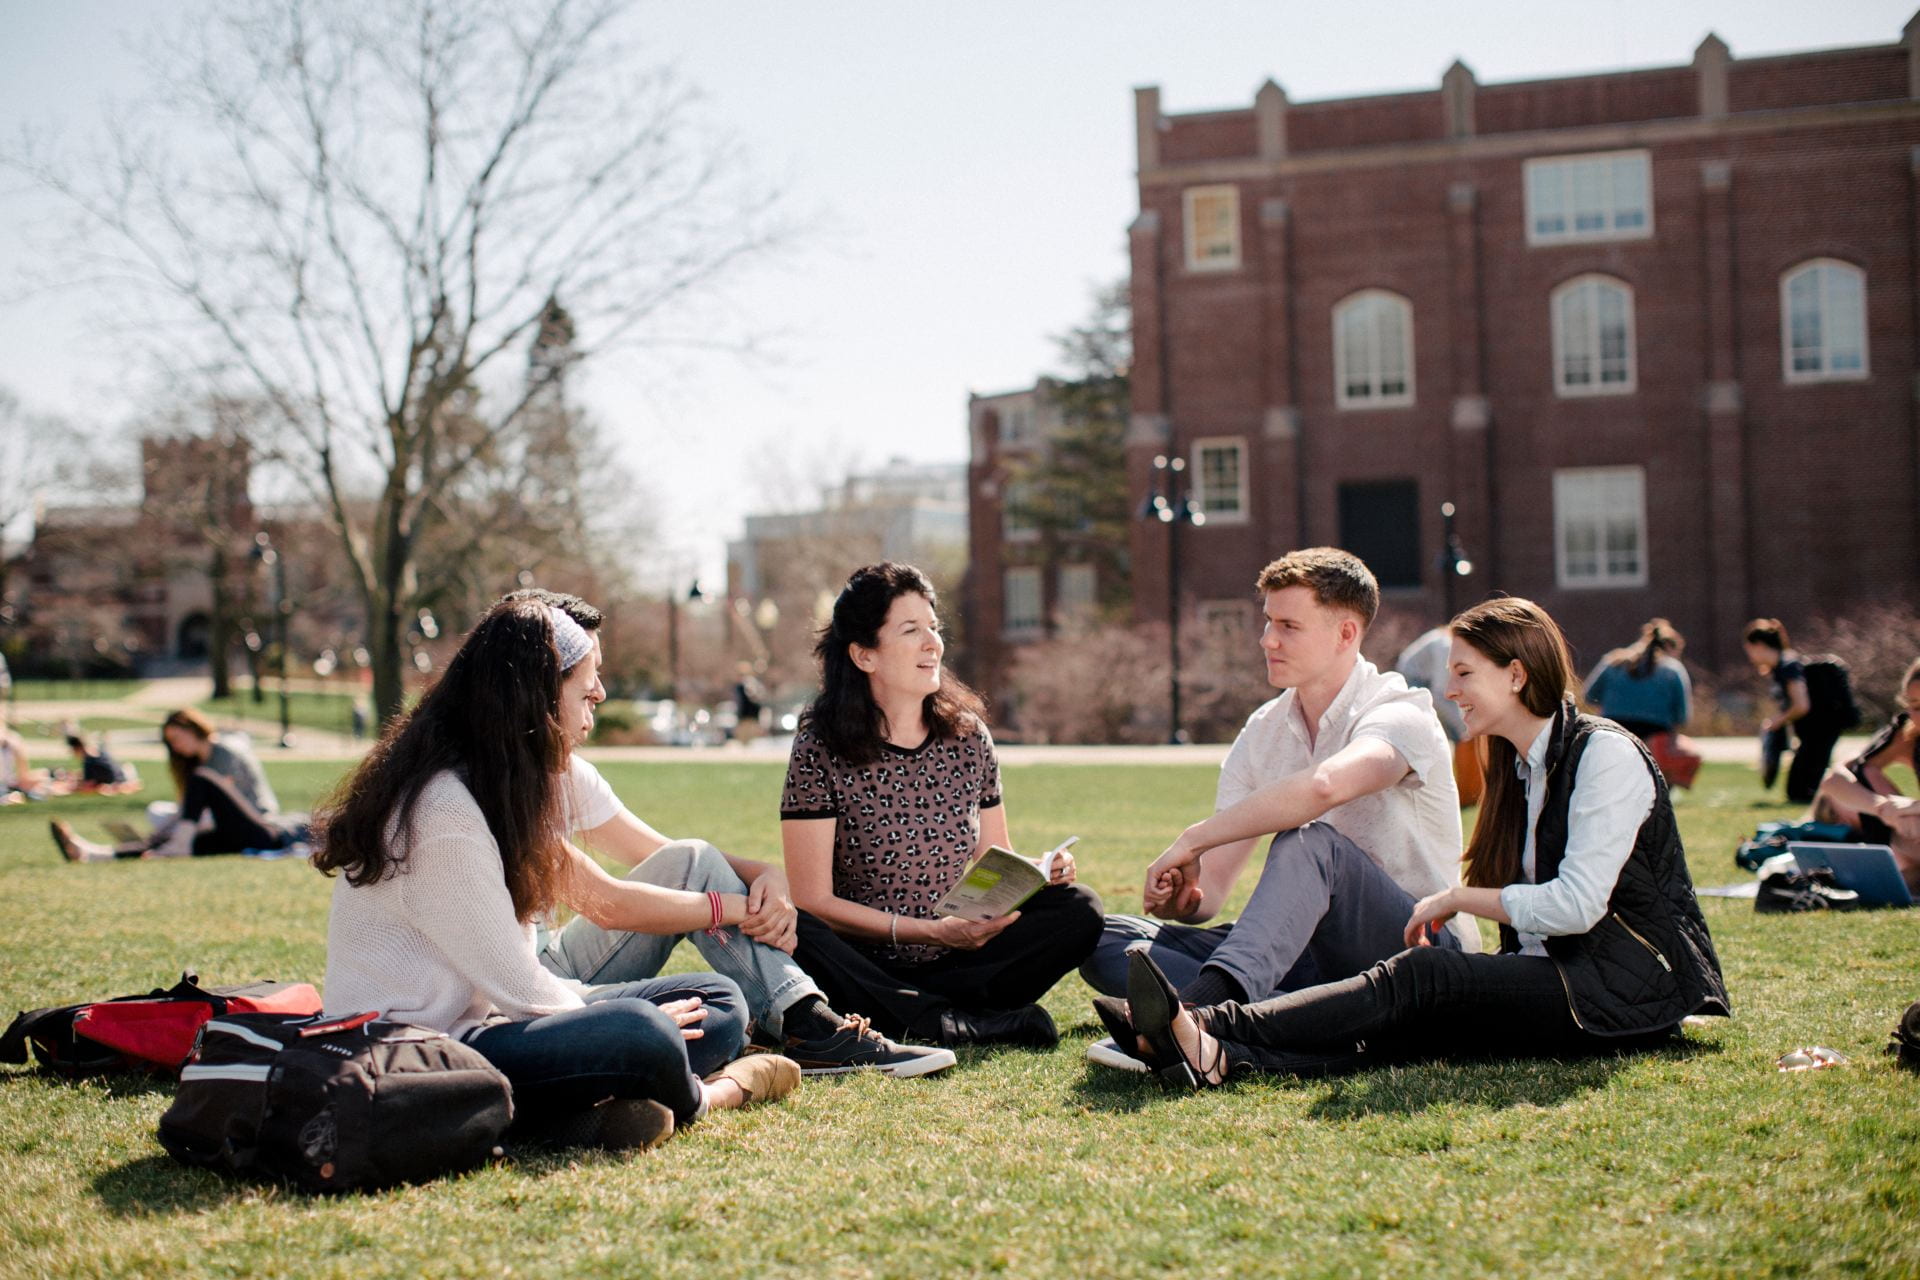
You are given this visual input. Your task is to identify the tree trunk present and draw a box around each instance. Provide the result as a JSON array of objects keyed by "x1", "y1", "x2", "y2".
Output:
[{"x1": 208, "y1": 544, "x2": 233, "y2": 699}]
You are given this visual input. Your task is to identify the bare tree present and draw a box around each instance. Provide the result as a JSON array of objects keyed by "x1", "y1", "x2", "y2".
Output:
[
  {"x1": 0, "y1": 387, "x2": 87, "y2": 632},
  {"x1": 8, "y1": 0, "x2": 791, "y2": 721}
]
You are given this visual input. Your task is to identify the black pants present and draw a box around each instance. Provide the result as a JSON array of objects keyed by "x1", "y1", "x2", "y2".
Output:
[
  {"x1": 790, "y1": 884, "x2": 1104, "y2": 1039},
  {"x1": 178, "y1": 768, "x2": 294, "y2": 856},
  {"x1": 1787, "y1": 722, "x2": 1844, "y2": 805},
  {"x1": 1197, "y1": 946, "x2": 1672, "y2": 1078}
]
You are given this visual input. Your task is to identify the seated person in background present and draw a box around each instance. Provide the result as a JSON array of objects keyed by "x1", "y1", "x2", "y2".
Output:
[
  {"x1": 2, "y1": 712, "x2": 45, "y2": 803},
  {"x1": 51, "y1": 708, "x2": 305, "y2": 860},
  {"x1": 1396, "y1": 624, "x2": 1484, "y2": 805},
  {"x1": 1112, "y1": 596, "x2": 1730, "y2": 1087},
  {"x1": 510, "y1": 588, "x2": 952, "y2": 1079},
  {"x1": 316, "y1": 597, "x2": 799, "y2": 1153},
  {"x1": 1081, "y1": 548, "x2": 1476, "y2": 1071},
  {"x1": 782, "y1": 562, "x2": 1104, "y2": 1051},
  {"x1": 1814, "y1": 657, "x2": 1920, "y2": 894},
  {"x1": 1583, "y1": 617, "x2": 1700, "y2": 788},
  {"x1": 63, "y1": 729, "x2": 142, "y2": 795}
]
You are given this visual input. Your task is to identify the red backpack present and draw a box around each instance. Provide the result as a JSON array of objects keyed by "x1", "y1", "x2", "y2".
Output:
[{"x1": 0, "y1": 971, "x2": 321, "y2": 1076}]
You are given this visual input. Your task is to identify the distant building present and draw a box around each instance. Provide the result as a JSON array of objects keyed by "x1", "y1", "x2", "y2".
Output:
[
  {"x1": 964, "y1": 380, "x2": 1121, "y2": 711},
  {"x1": 1127, "y1": 20, "x2": 1920, "y2": 668}
]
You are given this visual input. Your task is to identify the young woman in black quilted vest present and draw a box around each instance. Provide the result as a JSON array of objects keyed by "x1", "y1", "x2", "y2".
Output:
[{"x1": 1115, "y1": 596, "x2": 1730, "y2": 1086}]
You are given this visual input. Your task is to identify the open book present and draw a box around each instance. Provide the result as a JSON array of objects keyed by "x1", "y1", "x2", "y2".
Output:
[{"x1": 931, "y1": 839, "x2": 1076, "y2": 921}]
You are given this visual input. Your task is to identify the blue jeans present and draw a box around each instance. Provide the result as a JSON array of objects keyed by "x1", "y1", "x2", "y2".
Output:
[
  {"x1": 462, "y1": 974, "x2": 745, "y2": 1125},
  {"x1": 540, "y1": 840, "x2": 819, "y2": 1041},
  {"x1": 1081, "y1": 823, "x2": 1458, "y2": 1000}
]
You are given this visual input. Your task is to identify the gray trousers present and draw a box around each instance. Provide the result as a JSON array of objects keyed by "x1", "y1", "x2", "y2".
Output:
[
  {"x1": 539, "y1": 839, "x2": 821, "y2": 1041},
  {"x1": 1079, "y1": 822, "x2": 1460, "y2": 1000}
]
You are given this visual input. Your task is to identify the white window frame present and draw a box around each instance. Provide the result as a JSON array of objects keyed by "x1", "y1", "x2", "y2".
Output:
[
  {"x1": 1781, "y1": 259, "x2": 1869, "y2": 384},
  {"x1": 1524, "y1": 150, "x2": 1653, "y2": 246},
  {"x1": 1554, "y1": 466, "x2": 1648, "y2": 589},
  {"x1": 1551, "y1": 275, "x2": 1637, "y2": 398},
  {"x1": 1055, "y1": 563, "x2": 1097, "y2": 621},
  {"x1": 1190, "y1": 437, "x2": 1249, "y2": 525},
  {"x1": 1332, "y1": 290, "x2": 1416, "y2": 409},
  {"x1": 1183, "y1": 185, "x2": 1241, "y2": 272},
  {"x1": 1001, "y1": 477, "x2": 1039, "y2": 544},
  {"x1": 1003, "y1": 567, "x2": 1043, "y2": 635}
]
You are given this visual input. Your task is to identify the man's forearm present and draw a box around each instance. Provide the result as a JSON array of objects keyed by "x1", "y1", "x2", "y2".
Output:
[{"x1": 1183, "y1": 774, "x2": 1328, "y2": 858}]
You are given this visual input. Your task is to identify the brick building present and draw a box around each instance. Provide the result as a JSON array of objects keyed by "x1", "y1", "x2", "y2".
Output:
[{"x1": 1125, "y1": 21, "x2": 1920, "y2": 671}]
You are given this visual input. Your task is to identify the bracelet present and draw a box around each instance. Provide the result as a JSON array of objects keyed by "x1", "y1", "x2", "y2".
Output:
[
  {"x1": 889, "y1": 912, "x2": 900, "y2": 946},
  {"x1": 706, "y1": 890, "x2": 725, "y2": 938}
]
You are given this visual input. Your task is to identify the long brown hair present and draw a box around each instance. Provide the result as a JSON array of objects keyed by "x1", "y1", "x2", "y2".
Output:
[
  {"x1": 161, "y1": 707, "x2": 217, "y2": 799},
  {"x1": 1452, "y1": 597, "x2": 1577, "y2": 890},
  {"x1": 801, "y1": 562, "x2": 985, "y2": 766},
  {"x1": 312, "y1": 599, "x2": 573, "y2": 922}
]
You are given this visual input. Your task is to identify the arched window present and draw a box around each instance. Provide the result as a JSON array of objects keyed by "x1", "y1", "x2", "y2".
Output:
[
  {"x1": 1332, "y1": 290, "x2": 1415, "y2": 409},
  {"x1": 1551, "y1": 275, "x2": 1635, "y2": 396},
  {"x1": 1781, "y1": 259, "x2": 1867, "y2": 382}
]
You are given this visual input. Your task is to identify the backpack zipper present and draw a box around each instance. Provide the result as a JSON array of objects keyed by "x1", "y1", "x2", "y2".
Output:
[{"x1": 1613, "y1": 913, "x2": 1673, "y2": 972}]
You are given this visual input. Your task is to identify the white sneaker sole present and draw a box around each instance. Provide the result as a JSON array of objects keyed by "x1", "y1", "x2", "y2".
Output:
[
  {"x1": 797, "y1": 1046, "x2": 957, "y2": 1079},
  {"x1": 1086, "y1": 1037, "x2": 1151, "y2": 1074}
]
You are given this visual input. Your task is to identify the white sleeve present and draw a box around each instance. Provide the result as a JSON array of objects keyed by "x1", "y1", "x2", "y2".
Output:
[
  {"x1": 1351, "y1": 699, "x2": 1448, "y2": 791},
  {"x1": 395, "y1": 827, "x2": 585, "y2": 1021},
  {"x1": 1499, "y1": 732, "x2": 1655, "y2": 937},
  {"x1": 563, "y1": 755, "x2": 624, "y2": 833},
  {"x1": 1215, "y1": 721, "x2": 1261, "y2": 811}
]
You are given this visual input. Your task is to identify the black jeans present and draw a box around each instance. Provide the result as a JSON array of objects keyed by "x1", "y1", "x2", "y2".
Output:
[
  {"x1": 1787, "y1": 722, "x2": 1844, "y2": 804},
  {"x1": 180, "y1": 768, "x2": 295, "y2": 855},
  {"x1": 1197, "y1": 946, "x2": 1670, "y2": 1077},
  {"x1": 790, "y1": 884, "x2": 1104, "y2": 1039}
]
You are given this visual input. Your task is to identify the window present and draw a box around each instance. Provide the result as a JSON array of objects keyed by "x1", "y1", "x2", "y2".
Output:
[
  {"x1": 1056, "y1": 564, "x2": 1097, "y2": 620},
  {"x1": 1554, "y1": 467, "x2": 1647, "y2": 588},
  {"x1": 1525, "y1": 151, "x2": 1652, "y2": 245},
  {"x1": 1191, "y1": 437, "x2": 1248, "y2": 523},
  {"x1": 1183, "y1": 185, "x2": 1241, "y2": 271},
  {"x1": 1002, "y1": 477, "x2": 1038, "y2": 542},
  {"x1": 1781, "y1": 259, "x2": 1868, "y2": 382},
  {"x1": 1003, "y1": 567, "x2": 1043, "y2": 634},
  {"x1": 1333, "y1": 290, "x2": 1415, "y2": 409},
  {"x1": 1552, "y1": 275, "x2": 1635, "y2": 396},
  {"x1": 1337, "y1": 480, "x2": 1421, "y2": 589}
]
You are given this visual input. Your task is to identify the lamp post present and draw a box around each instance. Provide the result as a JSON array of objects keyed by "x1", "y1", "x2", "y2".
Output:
[
  {"x1": 249, "y1": 531, "x2": 292, "y2": 747},
  {"x1": 666, "y1": 578, "x2": 705, "y2": 701},
  {"x1": 1438, "y1": 502, "x2": 1474, "y2": 619},
  {"x1": 1140, "y1": 453, "x2": 1205, "y2": 744}
]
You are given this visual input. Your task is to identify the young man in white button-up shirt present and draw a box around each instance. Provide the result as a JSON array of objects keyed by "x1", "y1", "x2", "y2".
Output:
[{"x1": 1083, "y1": 549, "x2": 1475, "y2": 1069}]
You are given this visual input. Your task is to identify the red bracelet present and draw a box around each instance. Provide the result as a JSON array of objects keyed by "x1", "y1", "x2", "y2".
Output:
[{"x1": 707, "y1": 890, "x2": 725, "y2": 937}]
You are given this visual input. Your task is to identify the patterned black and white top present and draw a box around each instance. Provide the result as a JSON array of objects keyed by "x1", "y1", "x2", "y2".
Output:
[{"x1": 779, "y1": 718, "x2": 1003, "y2": 964}]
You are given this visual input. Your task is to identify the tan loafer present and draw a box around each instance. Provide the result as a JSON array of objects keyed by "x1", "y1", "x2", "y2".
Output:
[{"x1": 703, "y1": 1053, "x2": 801, "y2": 1106}]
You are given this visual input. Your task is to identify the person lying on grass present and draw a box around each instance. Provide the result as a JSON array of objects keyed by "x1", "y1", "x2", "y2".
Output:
[
  {"x1": 1813, "y1": 655, "x2": 1920, "y2": 894},
  {"x1": 1103, "y1": 595, "x2": 1730, "y2": 1088},
  {"x1": 504, "y1": 587, "x2": 952, "y2": 1081},
  {"x1": 313, "y1": 597, "x2": 800, "y2": 1154}
]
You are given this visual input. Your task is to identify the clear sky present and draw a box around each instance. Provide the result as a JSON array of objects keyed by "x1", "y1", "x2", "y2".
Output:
[{"x1": 3, "y1": 1, "x2": 1915, "y2": 582}]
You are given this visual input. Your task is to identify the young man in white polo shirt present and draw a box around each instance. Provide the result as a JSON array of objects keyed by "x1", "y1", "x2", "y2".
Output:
[{"x1": 1082, "y1": 548, "x2": 1476, "y2": 1069}]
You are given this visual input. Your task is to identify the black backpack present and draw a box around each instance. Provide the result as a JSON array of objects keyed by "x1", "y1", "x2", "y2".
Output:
[
  {"x1": 158, "y1": 1011, "x2": 513, "y2": 1192},
  {"x1": 1801, "y1": 655, "x2": 1861, "y2": 730}
]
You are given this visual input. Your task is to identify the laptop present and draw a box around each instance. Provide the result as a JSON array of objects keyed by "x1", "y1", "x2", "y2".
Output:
[{"x1": 1789, "y1": 843, "x2": 1915, "y2": 908}]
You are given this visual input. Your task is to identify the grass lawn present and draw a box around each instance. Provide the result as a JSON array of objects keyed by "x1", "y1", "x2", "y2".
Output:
[
  {"x1": 5, "y1": 679, "x2": 149, "y2": 703},
  {"x1": 199, "y1": 690, "x2": 364, "y2": 738},
  {"x1": 3, "y1": 760, "x2": 1917, "y2": 1278}
]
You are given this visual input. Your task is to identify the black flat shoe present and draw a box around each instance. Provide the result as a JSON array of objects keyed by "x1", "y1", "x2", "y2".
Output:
[
  {"x1": 1126, "y1": 949, "x2": 1228, "y2": 1090},
  {"x1": 1090, "y1": 996, "x2": 1152, "y2": 1065}
]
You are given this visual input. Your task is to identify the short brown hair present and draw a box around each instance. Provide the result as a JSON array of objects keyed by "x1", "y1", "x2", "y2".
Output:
[{"x1": 1255, "y1": 548, "x2": 1379, "y2": 627}]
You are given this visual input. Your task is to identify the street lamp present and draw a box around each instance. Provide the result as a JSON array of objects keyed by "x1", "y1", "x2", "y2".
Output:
[
  {"x1": 249, "y1": 531, "x2": 292, "y2": 747},
  {"x1": 1439, "y1": 502, "x2": 1474, "y2": 618},
  {"x1": 666, "y1": 578, "x2": 706, "y2": 701},
  {"x1": 1139, "y1": 453, "x2": 1206, "y2": 744}
]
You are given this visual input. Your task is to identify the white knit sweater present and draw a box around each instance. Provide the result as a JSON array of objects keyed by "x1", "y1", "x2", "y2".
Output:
[{"x1": 322, "y1": 770, "x2": 586, "y2": 1037}]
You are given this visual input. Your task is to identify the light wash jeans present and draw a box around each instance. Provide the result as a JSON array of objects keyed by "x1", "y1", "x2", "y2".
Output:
[{"x1": 539, "y1": 839, "x2": 819, "y2": 1042}]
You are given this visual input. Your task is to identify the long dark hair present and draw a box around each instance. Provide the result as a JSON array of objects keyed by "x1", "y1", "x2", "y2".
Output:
[
  {"x1": 1608, "y1": 616, "x2": 1684, "y2": 679},
  {"x1": 800, "y1": 562, "x2": 985, "y2": 766},
  {"x1": 1452, "y1": 597, "x2": 1576, "y2": 891},
  {"x1": 312, "y1": 598, "x2": 572, "y2": 921},
  {"x1": 161, "y1": 707, "x2": 218, "y2": 799}
]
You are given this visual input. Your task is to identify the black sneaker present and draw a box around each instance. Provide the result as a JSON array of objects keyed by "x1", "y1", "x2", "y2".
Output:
[
  {"x1": 784, "y1": 1015, "x2": 956, "y2": 1078},
  {"x1": 932, "y1": 1004, "x2": 1059, "y2": 1050},
  {"x1": 548, "y1": 1098, "x2": 675, "y2": 1152}
]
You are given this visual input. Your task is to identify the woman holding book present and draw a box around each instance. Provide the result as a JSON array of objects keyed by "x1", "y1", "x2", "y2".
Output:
[
  {"x1": 1107, "y1": 596, "x2": 1729, "y2": 1087},
  {"x1": 314, "y1": 597, "x2": 798, "y2": 1153},
  {"x1": 781, "y1": 562, "x2": 1103, "y2": 1050}
]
